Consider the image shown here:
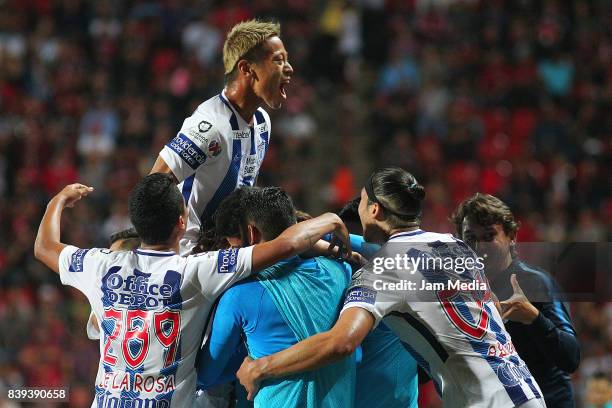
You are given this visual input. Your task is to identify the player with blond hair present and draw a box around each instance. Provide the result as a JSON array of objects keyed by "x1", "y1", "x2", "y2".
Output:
[{"x1": 151, "y1": 19, "x2": 293, "y2": 255}]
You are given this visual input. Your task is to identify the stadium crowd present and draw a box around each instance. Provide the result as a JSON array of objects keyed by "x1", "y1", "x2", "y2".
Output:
[{"x1": 0, "y1": 0, "x2": 610, "y2": 406}]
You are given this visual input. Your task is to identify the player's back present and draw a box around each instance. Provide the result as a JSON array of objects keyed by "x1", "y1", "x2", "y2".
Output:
[
  {"x1": 344, "y1": 230, "x2": 545, "y2": 407},
  {"x1": 58, "y1": 245, "x2": 254, "y2": 408}
]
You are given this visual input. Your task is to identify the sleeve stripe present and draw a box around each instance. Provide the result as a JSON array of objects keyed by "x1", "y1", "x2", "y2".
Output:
[{"x1": 166, "y1": 133, "x2": 207, "y2": 170}]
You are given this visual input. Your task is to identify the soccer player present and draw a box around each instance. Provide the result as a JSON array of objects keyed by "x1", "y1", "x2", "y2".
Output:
[
  {"x1": 451, "y1": 193, "x2": 580, "y2": 408},
  {"x1": 335, "y1": 198, "x2": 419, "y2": 408},
  {"x1": 151, "y1": 19, "x2": 293, "y2": 254},
  {"x1": 198, "y1": 186, "x2": 355, "y2": 407},
  {"x1": 33, "y1": 173, "x2": 349, "y2": 407},
  {"x1": 237, "y1": 167, "x2": 547, "y2": 408}
]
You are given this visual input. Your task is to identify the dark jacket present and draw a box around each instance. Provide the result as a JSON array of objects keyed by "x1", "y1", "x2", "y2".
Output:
[{"x1": 491, "y1": 259, "x2": 580, "y2": 408}]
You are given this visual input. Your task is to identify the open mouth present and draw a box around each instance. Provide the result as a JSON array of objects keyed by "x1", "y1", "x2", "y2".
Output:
[{"x1": 279, "y1": 81, "x2": 289, "y2": 99}]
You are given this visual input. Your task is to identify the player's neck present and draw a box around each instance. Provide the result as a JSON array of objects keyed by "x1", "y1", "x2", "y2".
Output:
[
  {"x1": 139, "y1": 242, "x2": 179, "y2": 253},
  {"x1": 224, "y1": 84, "x2": 260, "y2": 124},
  {"x1": 387, "y1": 225, "x2": 420, "y2": 238}
]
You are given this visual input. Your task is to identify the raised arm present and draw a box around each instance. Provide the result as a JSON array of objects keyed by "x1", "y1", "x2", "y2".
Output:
[
  {"x1": 34, "y1": 184, "x2": 94, "y2": 273},
  {"x1": 250, "y1": 213, "x2": 351, "y2": 272},
  {"x1": 150, "y1": 156, "x2": 178, "y2": 183},
  {"x1": 236, "y1": 307, "x2": 374, "y2": 400}
]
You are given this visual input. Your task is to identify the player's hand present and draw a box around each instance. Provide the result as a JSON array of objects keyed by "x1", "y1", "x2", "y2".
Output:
[
  {"x1": 330, "y1": 221, "x2": 351, "y2": 260},
  {"x1": 347, "y1": 251, "x2": 366, "y2": 268},
  {"x1": 500, "y1": 274, "x2": 540, "y2": 324},
  {"x1": 54, "y1": 183, "x2": 94, "y2": 208},
  {"x1": 237, "y1": 356, "x2": 262, "y2": 401}
]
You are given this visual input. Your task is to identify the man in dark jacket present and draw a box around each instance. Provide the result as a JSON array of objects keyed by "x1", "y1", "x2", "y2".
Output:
[{"x1": 452, "y1": 193, "x2": 580, "y2": 408}]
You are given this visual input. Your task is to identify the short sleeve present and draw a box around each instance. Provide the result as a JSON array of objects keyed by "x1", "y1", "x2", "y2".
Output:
[
  {"x1": 340, "y1": 262, "x2": 404, "y2": 329},
  {"x1": 159, "y1": 113, "x2": 223, "y2": 183},
  {"x1": 187, "y1": 246, "x2": 254, "y2": 298},
  {"x1": 86, "y1": 310, "x2": 101, "y2": 340},
  {"x1": 58, "y1": 245, "x2": 103, "y2": 299}
]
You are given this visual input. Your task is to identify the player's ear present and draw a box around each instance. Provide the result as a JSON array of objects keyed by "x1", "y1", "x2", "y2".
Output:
[
  {"x1": 178, "y1": 213, "x2": 187, "y2": 232},
  {"x1": 372, "y1": 203, "x2": 384, "y2": 220},
  {"x1": 246, "y1": 224, "x2": 262, "y2": 246},
  {"x1": 237, "y1": 60, "x2": 254, "y2": 78}
]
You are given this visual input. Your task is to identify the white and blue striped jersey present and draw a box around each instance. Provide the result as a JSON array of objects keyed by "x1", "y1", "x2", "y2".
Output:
[
  {"x1": 341, "y1": 230, "x2": 545, "y2": 408},
  {"x1": 58, "y1": 245, "x2": 254, "y2": 408},
  {"x1": 159, "y1": 90, "x2": 271, "y2": 254}
]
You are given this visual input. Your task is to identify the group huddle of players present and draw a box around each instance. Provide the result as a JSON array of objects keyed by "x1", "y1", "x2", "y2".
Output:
[{"x1": 33, "y1": 19, "x2": 579, "y2": 408}]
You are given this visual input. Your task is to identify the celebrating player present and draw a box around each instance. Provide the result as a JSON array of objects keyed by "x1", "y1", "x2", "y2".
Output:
[
  {"x1": 237, "y1": 167, "x2": 547, "y2": 408},
  {"x1": 33, "y1": 174, "x2": 349, "y2": 407},
  {"x1": 198, "y1": 187, "x2": 355, "y2": 407},
  {"x1": 151, "y1": 19, "x2": 293, "y2": 254},
  {"x1": 452, "y1": 193, "x2": 579, "y2": 407}
]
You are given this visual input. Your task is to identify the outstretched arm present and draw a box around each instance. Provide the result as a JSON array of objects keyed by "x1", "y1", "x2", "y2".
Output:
[
  {"x1": 236, "y1": 307, "x2": 374, "y2": 400},
  {"x1": 250, "y1": 213, "x2": 351, "y2": 272},
  {"x1": 34, "y1": 184, "x2": 94, "y2": 273}
]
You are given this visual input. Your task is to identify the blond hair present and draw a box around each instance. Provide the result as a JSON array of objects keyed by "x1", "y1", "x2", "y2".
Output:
[{"x1": 223, "y1": 19, "x2": 281, "y2": 75}]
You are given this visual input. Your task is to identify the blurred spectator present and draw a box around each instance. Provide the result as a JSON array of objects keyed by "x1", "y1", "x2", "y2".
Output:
[{"x1": 0, "y1": 1, "x2": 609, "y2": 407}]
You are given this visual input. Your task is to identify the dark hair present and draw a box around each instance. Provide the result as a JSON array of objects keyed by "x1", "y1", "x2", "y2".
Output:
[
  {"x1": 109, "y1": 227, "x2": 140, "y2": 250},
  {"x1": 215, "y1": 187, "x2": 249, "y2": 239},
  {"x1": 337, "y1": 196, "x2": 361, "y2": 224},
  {"x1": 366, "y1": 167, "x2": 425, "y2": 228},
  {"x1": 128, "y1": 173, "x2": 184, "y2": 245},
  {"x1": 243, "y1": 187, "x2": 297, "y2": 241},
  {"x1": 451, "y1": 193, "x2": 519, "y2": 239}
]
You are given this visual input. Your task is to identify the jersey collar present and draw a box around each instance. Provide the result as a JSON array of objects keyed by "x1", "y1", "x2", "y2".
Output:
[
  {"x1": 134, "y1": 248, "x2": 176, "y2": 257},
  {"x1": 389, "y1": 229, "x2": 425, "y2": 241},
  {"x1": 221, "y1": 89, "x2": 255, "y2": 127}
]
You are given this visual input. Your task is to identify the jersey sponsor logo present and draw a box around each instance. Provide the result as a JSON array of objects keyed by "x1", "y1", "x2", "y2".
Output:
[
  {"x1": 257, "y1": 140, "x2": 266, "y2": 162},
  {"x1": 198, "y1": 120, "x2": 212, "y2": 133},
  {"x1": 168, "y1": 133, "x2": 207, "y2": 170},
  {"x1": 256, "y1": 122, "x2": 268, "y2": 133},
  {"x1": 188, "y1": 128, "x2": 209, "y2": 145},
  {"x1": 103, "y1": 269, "x2": 176, "y2": 309},
  {"x1": 96, "y1": 392, "x2": 172, "y2": 408},
  {"x1": 488, "y1": 340, "x2": 516, "y2": 358},
  {"x1": 208, "y1": 139, "x2": 222, "y2": 157},
  {"x1": 344, "y1": 286, "x2": 377, "y2": 305},
  {"x1": 241, "y1": 155, "x2": 259, "y2": 181},
  {"x1": 69, "y1": 248, "x2": 89, "y2": 272},
  {"x1": 217, "y1": 248, "x2": 239, "y2": 273},
  {"x1": 496, "y1": 361, "x2": 532, "y2": 387},
  {"x1": 233, "y1": 129, "x2": 250, "y2": 139}
]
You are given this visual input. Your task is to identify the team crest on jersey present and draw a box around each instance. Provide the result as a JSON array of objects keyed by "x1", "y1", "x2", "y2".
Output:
[
  {"x1": 198, "y1": 120, "x2": 212, "y2": 133},
  {"x1": 207, "y1": 140, "x2": 222, "y2": 157}
]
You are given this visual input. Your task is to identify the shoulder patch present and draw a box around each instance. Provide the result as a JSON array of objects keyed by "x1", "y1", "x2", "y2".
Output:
[
  {"x1": 69, "y1": 249, "x2": 90, "y2": 272},
  {"x1": 198, "y1": 120, "x2": 212, "y2": 133},
  {"x1": 344, "y1": 286, "x2": 377, "y2": 305},
  {"x1": 217, "y1": 248, "x2": 240, "y2": 274}
]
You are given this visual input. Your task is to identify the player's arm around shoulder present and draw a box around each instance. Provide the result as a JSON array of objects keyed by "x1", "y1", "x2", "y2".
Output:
[
  {"x1": 251, "y1": 212, "x2": 351, "y2": 272},
  {"x1": 34, "y1": 183, "x2": 94, "y2": 273}
]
